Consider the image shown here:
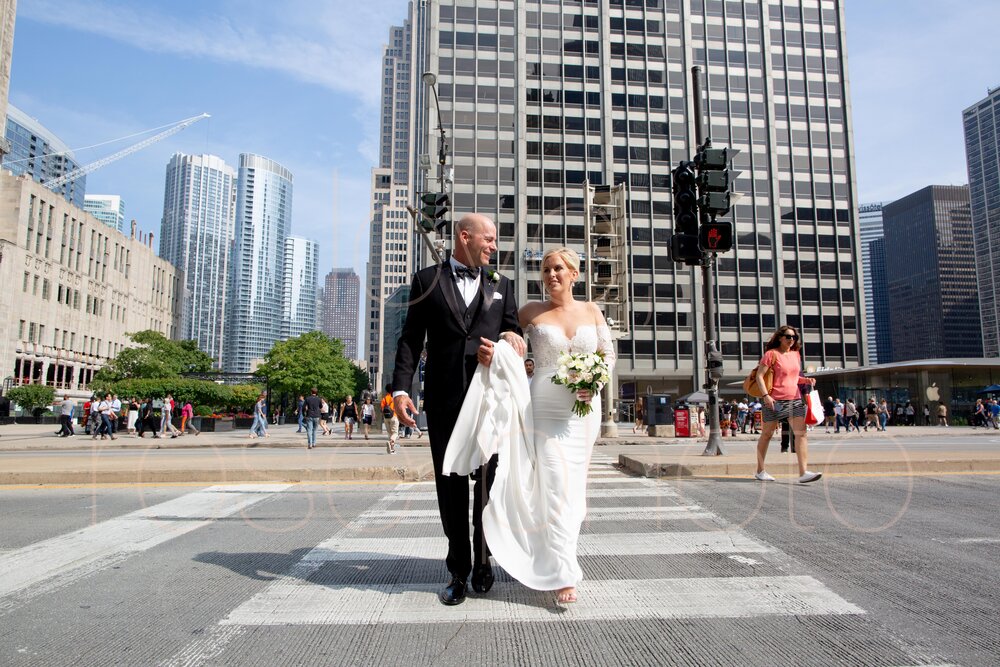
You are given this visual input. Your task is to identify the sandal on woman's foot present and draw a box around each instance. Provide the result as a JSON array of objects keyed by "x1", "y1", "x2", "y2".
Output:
[{"x1": 556, "y1": 587, "x2": 577, "y2": 603}]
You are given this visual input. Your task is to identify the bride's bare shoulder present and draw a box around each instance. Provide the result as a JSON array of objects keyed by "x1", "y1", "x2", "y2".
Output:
[
  {"x1": 584, "y1": 301, "x2": 608, "y2": 323},
  {"x1": 518, "y1": 301, "x2": 548, "y2": 327}
]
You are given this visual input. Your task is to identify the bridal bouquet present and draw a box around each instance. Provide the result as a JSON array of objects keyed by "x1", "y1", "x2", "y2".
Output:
[{"x1": 551, "y1": 351, "x2": 611, "y2": 417}]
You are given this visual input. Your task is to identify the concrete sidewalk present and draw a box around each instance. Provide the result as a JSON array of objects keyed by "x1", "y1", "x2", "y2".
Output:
[{"x1": 1, "y1": 421, "x2": 997, "y2": 484}]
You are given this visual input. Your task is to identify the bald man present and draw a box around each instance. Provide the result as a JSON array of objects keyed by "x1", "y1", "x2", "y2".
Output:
[{"x1": 392, "y1": 213, "x2": 525, "y2": 606}]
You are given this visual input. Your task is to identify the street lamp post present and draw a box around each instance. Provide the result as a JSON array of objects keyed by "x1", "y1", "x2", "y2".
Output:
[{"x1": 422, "y1": 72, "x2": 452, "y2": 245}]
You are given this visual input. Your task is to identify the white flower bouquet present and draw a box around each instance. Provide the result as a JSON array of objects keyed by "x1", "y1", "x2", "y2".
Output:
[{"x1": 551, "y1": 350, "x2": 611, "y2": 417}]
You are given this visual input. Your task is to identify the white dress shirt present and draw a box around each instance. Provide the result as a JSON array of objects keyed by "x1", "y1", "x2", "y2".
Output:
[{"x1": 450, "y1": 257, "x2": 481, "y2": 307}]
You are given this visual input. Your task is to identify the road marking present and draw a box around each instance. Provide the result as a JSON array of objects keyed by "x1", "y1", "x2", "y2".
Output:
[
  {"x1": 728, "y1": 555, "x2": 762, "y2": 565},
  {"x1": 352, "y1": 506, "x2": 717, "y2": 527},
  {"x1": 220, "y1": 575, "x2": 862, "y2": 626},
  {"x1": 955, "y1": 537, "x2": 1000, "y2": 544},
  {"x1": 299, "y1": 531, "x2": 769, "y2": 562},
  {"x1": 0, "y1": 484, "x2": 292, "y2": 607},
  {"x1": 386, "y1": 487, "x2": 679, "y2": 501}
]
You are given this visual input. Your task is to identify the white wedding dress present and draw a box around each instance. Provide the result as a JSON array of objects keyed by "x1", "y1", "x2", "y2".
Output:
[{"x1": 483, "y1": 322, "x2": 616, "y2": 591}]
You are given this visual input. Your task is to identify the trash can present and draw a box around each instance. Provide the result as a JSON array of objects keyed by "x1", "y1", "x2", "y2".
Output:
[
  {"x1": 674, "y1": 407, "x2": 691, "y2": 438},
  {"x1": 645, "y1": 394, "x2": 674, "y2": 426}
]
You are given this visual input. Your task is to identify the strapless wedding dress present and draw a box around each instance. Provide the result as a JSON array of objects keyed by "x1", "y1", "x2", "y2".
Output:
[{"x1": 482, "y1": 322, "x2": 616, "y2": 590}]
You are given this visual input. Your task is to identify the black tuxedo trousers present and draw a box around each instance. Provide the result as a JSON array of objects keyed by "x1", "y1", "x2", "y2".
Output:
[{"x1": 391, "y1": 262, "x2": 520, "y2": 580}]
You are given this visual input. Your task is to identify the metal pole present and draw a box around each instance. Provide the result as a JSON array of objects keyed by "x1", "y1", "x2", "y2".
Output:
[{"x1": 692, "y1": 66, "x2": 724, "y2": 456}]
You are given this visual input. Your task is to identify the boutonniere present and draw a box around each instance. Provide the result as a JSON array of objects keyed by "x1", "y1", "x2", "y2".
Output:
[{"x1": 486, "y1": 270, "x2": 501, "y2": 284}]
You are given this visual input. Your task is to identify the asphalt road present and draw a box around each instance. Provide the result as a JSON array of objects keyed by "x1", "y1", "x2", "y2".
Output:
[{"x1": 0, "y1": 459, "x2": 996, "y2": 665}]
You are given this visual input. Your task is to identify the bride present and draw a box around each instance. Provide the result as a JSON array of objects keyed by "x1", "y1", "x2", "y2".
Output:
[{"x1": 447, "y1": 247, "x2": 615, "y2": 604}]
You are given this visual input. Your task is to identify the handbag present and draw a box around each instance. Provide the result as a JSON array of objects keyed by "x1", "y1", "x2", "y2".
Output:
[
  {"x1": 805, "y1": 389, "x2": 824, "y2": 426},
  {"x1": 743, "y1": 366, "x2": 773, "y2": 398}
]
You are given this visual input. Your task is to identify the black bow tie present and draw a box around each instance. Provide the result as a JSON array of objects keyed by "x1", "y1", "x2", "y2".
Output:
[{"x1": 454, "y1": 266, "x2": 479, "y2": 280}]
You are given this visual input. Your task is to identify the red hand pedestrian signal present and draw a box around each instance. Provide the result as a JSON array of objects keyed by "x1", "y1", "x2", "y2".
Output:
[{"x1": 698, "y1": 221, "x2": 733, "y2": 252}]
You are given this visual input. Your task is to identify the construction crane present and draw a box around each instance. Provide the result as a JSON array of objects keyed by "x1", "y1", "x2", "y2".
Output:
[{"x1": 41, "y1": 113, "x2": 210, "y2": 190}]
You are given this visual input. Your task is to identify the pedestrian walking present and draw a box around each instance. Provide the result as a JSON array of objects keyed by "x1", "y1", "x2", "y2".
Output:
[
  {"x1": 879, "y1": 398, "x2": 890, "y2": 431},
  {"x1": 94, "y1": 393, "x2": 117, "y2": 440},
  {"x1": 303, "y1": 387, "x2": 323, "y2": 449},
  {"x1": 319, "y1": 398, "x2": 331, "y2": 436},
  {"x1": 989, "y1": 399, "x2": 1000, "y2": 430},
  {"x1": 904, "y1": 401, "x2": 915, "y2": 426},
  {"x1": 633, "y1": 396, "x2": 645, "y2": 434},
  {"x1": 937, "y1": 402, "x2": 949, "y2": 427},
  {"x1": 737, "y1": 399, "x2": 749, "y2": 433},
  {"x1": 361, "y1": 397, "x2": 375, "y2": 439},
  {"x1": 110, "y1": 394, "x2": 122, "y2": 436},
  {"x1": 381, "y1": 384, "x2": 399, "y2": 454},
  {"x1": 83, "y1": 396, "x2": 93, "y2": 435},
  {"x1": 340, "y1": 395, "x2": 358, "y2": 440},
  {"x1": 833, "y1": 399, "x2": 844, "y2": 433},
  {"x1": 87, "y1": 397, "x2": 101, "y2": 437},
  {"x1": 249, "y1": 393, "x2": 269, "y2": 439},
  {"x1": 138, "y1": 398, "x2": 154, "y2": 438},
  {"x1": 181, "y1": 400, "x2": 200, "y2": 435},
  {"x1": 126, "y1": 398, "x2": 140, "y2": 435},
  {"x1": 296, "y1": 394, "x2": 305, "y2": 433},
  {"x1": 823, "y1": 396, "x2": 836, "y2": 433},
  {"x1": 864, "y1": 397, "x2": 880, "y2": 432},
  {"x1": 160, "y1": 394, "x2": 180, "y2": 438},
  {"x1": 923, "y1": 404, "x2": 931, "y2": 425},
  {"x1": 752, "y1": 325, "x2": 821, "y2": 484},
  {"x1": 57, "y1": 395, "x2": 75, "y2": 437}
]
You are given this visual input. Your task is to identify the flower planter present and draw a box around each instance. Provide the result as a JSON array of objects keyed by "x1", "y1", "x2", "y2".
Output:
[
  {"x1": 195, "y1": 417, "x2": 233, "y2": 432},
  {"x1": 233, "y1": 417, "x2": 254, "y2": 429}
]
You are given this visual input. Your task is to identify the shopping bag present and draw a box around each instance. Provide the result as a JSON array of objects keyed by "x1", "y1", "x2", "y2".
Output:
[{"x1": 805, "y1": 389, "x2": 824, "y2": 426}]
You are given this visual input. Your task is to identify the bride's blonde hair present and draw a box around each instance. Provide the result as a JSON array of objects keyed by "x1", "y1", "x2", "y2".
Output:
[{"x1": 541, "y1": 247, "x2": 580, "y2": 274}]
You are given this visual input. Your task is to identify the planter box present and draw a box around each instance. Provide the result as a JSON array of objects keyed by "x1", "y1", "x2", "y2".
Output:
[
  {"x1": 195, "y1": 417, "x2": 234, "y2": 432},
  {"x1": 233, "y1": 417, "x2": 254, "y2": 429}
]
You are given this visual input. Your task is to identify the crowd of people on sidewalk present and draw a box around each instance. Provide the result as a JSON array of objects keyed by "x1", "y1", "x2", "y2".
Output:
[
  {"x1": 290, "y1": 384, "x2": 422, "y2": 451},
  {"x1": 53, "y1": 393, "x2": 201, "y2": 440}
]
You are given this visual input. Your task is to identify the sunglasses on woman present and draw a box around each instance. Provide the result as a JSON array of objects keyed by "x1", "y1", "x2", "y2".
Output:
[{"x1": 781, "y1": 333, "x2": 799, "y2": 340}]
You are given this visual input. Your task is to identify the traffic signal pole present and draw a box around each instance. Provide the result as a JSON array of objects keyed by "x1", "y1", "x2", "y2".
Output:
[{"x1": 691, "y1": 66, "x2": 724, "y2": 457}]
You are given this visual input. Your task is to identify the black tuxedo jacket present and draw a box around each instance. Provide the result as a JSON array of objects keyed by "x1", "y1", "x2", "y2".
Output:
[{"x1": 392, "y1": 262, "x2": 520, "y2": 416}]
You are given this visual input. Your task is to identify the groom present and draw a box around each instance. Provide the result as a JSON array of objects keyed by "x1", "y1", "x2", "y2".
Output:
[{"x1": 392, "y1": 213, "x2": 525, "y2": 605}]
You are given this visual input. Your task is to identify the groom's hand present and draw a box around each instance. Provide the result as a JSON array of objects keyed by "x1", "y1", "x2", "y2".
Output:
[
  {"x1": 393, "y1": 395, "x2": 418, "y2": 428},
  {"x1": 478, "y1": 338, "x2": 496, "y2": 367},
  {"x1": 500, "y1": 331, "x2": 527, "y2": 357}
]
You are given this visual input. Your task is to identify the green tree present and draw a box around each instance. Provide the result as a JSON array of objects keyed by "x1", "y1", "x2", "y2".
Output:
[
  {"x1": 92, "y1": 330, "x2": 215, "y2": 383},
  {"x1": 7, "y1": 385, "x2": 57, "y2": 413},
  {"x1": 256, "y1": 331, "x2": 357, "y2": 400}
]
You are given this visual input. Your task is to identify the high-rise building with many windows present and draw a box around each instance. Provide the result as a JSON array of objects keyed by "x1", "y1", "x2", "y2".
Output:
[
  {"x1": 282, "y1": 236, "x2": 319, "y2": 340},
  {"x1": 401, "y1": 0, "x2": 863, "y2": 395},
  {"x1": 858, "y1": 201, "x2": 884, "y2": 364},
  {"x1": 322, "y1": 268, "x2": 361, "y2": 360},
  {"x1": 3, "y1": 104, "x2": 86, "y2": 207},
  {"x1": 866, "y1": 235, "x2": 891, "y2": 365},
  {"x1": 84, "y1": 194, "x2": 126, "y2": 234},
  {"x1": 883, "y1": 185, "x2": 980, "y2": 362},
  {"x1": 365, "y1": 16, "x2": 416, "y2": 390},
  {"x1": 160, "y1": 153, "x2": 237, "y2": 366},
  {"x1": 963, "y1": 87, "x2": 1000, "y2": 357},
  {"x1": 225, "y1": 154, "x2": 293, "y2": 373}
]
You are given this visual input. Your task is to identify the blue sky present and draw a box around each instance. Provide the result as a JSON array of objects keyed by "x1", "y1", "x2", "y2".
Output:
[{"x1": 8, "y1": 0, "x2": 1000, "y2": 290}]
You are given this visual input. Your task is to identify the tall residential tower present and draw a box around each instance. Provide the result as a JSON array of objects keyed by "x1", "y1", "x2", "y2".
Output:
[
  {"x1": 159, "y1": 153, "x2": 237, "y2": 366},
  {"x1": 282, "y1": 236, "x2": 319, "y2": 340},
  {"x1": 225, "y1": 154, "x2": 293, "y2": 373}
]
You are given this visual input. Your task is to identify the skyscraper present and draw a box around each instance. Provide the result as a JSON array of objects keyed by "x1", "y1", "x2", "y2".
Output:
[
  {"x1": 963, "y1": 87, "x2": 1000, "y2": 357},
  {"x1": 883, "y1": 185, "x2": 981, "y2": 361},
  {"x1": 402, "y1": 0, "x2": 864, "y2": 394},
  {"x1": 866, "y1": 236, "x2": 891, "y2": 365},
  {"x1": 84, "y1": 194, "x2": 126, "y2": 234},
  {"x1": 225, "y1": 154, "x2": 293, "y2": 373},
  {"x1": 0, "y1": 0, "x2": 16, "y2": 159},
  {"x1": 364, "y1": 16, "x2": 415, "y2": 389},
  {"x1": 322, "y1": 268, "x2": 361, "y2": 360},
  {"x1": 858, "y1": 202, "x2": 884, "y2": 364},
  {"x1": 160, "y1": 153, "x2": 237, "y2": 366},
  {"x1": 3, "y1": 104, "x2": 86, "y2": 207},
  {"x1": 282, "y1": 236, "x2": 319, "y2": 341}
]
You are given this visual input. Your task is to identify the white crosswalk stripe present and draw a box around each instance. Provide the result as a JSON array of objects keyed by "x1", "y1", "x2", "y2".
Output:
[
  {"x1": 386, "y1": 487, "x2": 679, "y2": 501},
  {"x1": 0, "y1": 484, "x2": 292, "y2": 609}
]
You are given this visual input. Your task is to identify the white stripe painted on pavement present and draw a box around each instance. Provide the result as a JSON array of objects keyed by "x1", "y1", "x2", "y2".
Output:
[
  {"x1": 300, "y1": 531, "x2": 769, "y2": 562},
  {"x1": 351, "y1": 505, "x2": 714, "y2": 526},
  {"x1": 387, "y1": 487, "x2": 678, "y2": 501},
  {"x1": 0, "y1": 484, "x2": 293, "y2": 603},
  {"x1": 220, "y1": 575, "x2": 862, "y2": 626}
]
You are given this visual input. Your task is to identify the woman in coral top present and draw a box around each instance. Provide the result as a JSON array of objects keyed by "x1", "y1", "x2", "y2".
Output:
[{"x1": 753, "y1": 326, "x2": 821, "y2": 484}]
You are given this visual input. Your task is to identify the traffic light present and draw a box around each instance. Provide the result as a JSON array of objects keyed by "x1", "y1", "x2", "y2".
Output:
[
  {"x1": 419, "y1": 192, "x2": 450, "y2": 232},
  {"x1": 696, "y1": 146, "x2": 740, "y2": 219},
  {"x1": 699, "y1": 221, "x2": 733, "y2": 252},
  {"x1": 671, "y1": 161, "x2": 699, "y2": 234},
  {"x1": 670, "y1": 160, "x2": 702, "y2": 264}
]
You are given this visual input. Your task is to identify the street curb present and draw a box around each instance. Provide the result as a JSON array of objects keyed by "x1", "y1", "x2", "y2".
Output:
[
  {"x1": 619, "y1": 454, "x2": 1000, "y2": 478},
  {"x1": 0, "y1": 464, "x2": 436, "y2": 486}
]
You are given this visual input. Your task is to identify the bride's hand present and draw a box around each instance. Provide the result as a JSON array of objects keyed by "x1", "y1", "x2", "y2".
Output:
[
  {"x1": 576, "y1": 389, "x2": 593, "y2": 403},
  {"x1": 500, "y1": 331, "x2": 526, "y2": 357}
]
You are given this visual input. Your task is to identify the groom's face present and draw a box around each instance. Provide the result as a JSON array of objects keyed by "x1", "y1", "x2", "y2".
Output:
[{"x1": 463, "y1": 219, "x2": 497, "y2": 268}]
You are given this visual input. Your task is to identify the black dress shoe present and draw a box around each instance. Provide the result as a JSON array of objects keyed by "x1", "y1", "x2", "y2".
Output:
[
  {"x1": 471, "y1": 563, "x2": 494, "y2": 594},
  {"x1": 439, "y1": 576, "x2": 467, "y2": 606}
]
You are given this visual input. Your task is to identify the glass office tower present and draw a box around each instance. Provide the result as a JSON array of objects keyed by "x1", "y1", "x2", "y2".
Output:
[
  {"x1": 405, "y1": 0, "x2": 864, "y2": 394},
  {"x1": 3, "y1": 104, "x2": 86, "y2": 207},
  {"x1": 322, "y1": 268, "x2": 361, "y2": 360},
  {"x1": 282, "y1": 236, "x2": 319, "y2": 340},
  {"x1": 225, "y1": 154, "x2": 293, "y2": 373},
  {"x1": 963, "y1": 87, "x2": 1000, "y2": 358}
]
